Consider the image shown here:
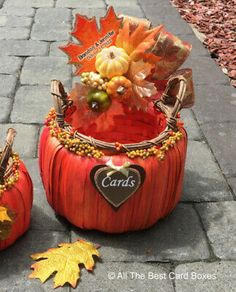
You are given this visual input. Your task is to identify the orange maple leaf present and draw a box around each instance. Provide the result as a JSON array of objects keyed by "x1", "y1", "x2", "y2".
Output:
[
  {"x1": 115, "y1": 18, "x2": 163, "y2": 63},
  {"x1": 60, "y1": 7, "x2": 122, "y2": 75}
]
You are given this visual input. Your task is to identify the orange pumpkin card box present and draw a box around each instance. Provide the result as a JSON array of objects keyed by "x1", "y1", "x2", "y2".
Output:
[
  {"x1": 0, "y1": 129, "x2": 33, "y2": 250},
  {"x1": 39, "y1": 7, "x2": 195, "y2": 233}
]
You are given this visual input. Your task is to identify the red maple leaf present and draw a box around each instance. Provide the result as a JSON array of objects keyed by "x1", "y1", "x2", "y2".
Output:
[{"x1": 60, "y1": 7, "x2": 122, "y2": 75}]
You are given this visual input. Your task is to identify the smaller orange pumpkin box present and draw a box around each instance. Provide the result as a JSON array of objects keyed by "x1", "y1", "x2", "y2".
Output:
[
  {"x1": 0, "y1": 129, "x2": 33, "y2": 251},
  {"x1": 39, "y1": 8, "x2": 195, "y2": 233}
]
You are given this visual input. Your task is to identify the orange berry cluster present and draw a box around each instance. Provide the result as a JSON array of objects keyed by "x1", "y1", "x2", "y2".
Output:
[
  {"x1": 126, "y1": 131, "x2": 183, "y2": 160},
  {"x1": 0, "y1": 153, "x2": 20, "y2": 196},
  {"x1": 45, "y1": 110, "x2": 183, "y2": 161},
  {"x1": 127, "y1": 146, "x2": 159, "y2": 159},
  {"x1": 46, "y1": 109, "x2": 104, "y2": 159},
  {"x1": 115, "y1": 142, "x2": 123, "y2": 151}
]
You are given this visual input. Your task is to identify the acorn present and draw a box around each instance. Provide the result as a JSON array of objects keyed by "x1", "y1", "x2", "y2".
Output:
[{"x1": 87, "y1": 90, "x2": 111, "y2": 112}]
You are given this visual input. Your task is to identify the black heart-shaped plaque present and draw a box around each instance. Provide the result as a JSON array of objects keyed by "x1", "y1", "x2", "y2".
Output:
[{"x1": 90, "y1": 164, "x2": 146, "y2": 208}]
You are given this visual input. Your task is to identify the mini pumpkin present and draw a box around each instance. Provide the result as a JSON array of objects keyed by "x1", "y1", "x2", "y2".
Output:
[
  {"x1": 107, "y1": 76, "x2": 133, "y2": 100},
  {"x1": 0, "y1": 129, "x2": 33, "y2": 251},
  {"x1": 95, "y1": 46, "x2": 130, "y2": 79}
]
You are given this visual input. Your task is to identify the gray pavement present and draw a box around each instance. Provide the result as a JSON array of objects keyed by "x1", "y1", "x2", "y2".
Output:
[{"x1": 0, "y1": 0, "x2": 235, "y2": 291}]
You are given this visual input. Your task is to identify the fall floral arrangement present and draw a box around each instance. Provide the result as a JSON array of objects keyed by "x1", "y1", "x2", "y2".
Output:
[{"x1": 44, "y1": 7, "x2": 194, "y2": 160}]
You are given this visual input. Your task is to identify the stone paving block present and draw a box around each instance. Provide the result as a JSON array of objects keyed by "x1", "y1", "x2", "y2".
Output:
[
  {"x1": 193, "y1": 85, "x2": 236, "y2": 124},
  {"x1": 11, "y1": 85, "x2": 52, "y2": 124},
  {"x1": 110, "y1": 6, "x2": 144, "y2": 18},
  {"x1": 105, "y1": 0, "x2": 139, "y2": 7},
  {"x1": 0, "y1": 229, "x2": 69, "y2": 292},
  {"x1": 200, "y1": 122, "x2": 236, "y2": 176},
  {"x1": 0, "y1": 97, "x2": 12, "y2": 122},
  {"x1": 0, "y1": 74, "x2": 17, "y2": 97},
  {"x1": 141, "y1": 2, "x2": 183, "y2": 22},
  {"x1": 35, "y1": 8, "x2": 71, "y2": 25},
  {"x1": 227, "y1": 177, "x2": 236, "y2": 199},
  {"x1": 183, "y1": 56, "x2": 229, "y2": 85},
  {"x1": 56, "y1": 0, "x2": 105, "y2": 8},
  {"x1": 31, "y1": 23, "x2": 71, "y2": 42},
  {"x1": 196, "y1": 202, "x2": 236, "y2": 260},
  {"x1": 72, "y1": 7, "x2": 107, "y2": 19},
  {"x1": 0, "y1": 124, "x2": 39, "y2": 157},
  {"x1": 74, "y1": 262, "x2": 174, "y2": 292},
  {"x1": 21, "y1": 57, "x2": 71, "y2": 86},
  {"x1": 0, "y1": 56, "x2": 23, "y2": 74},
  {"x1": 24, "y1": 159, "x2": 69, "y2": 232},
  {"x1": 161, "y1": 15, "x2": 195, "y2": 36},
  {"x1": 49, "y1": 41, "x2": 68, "y2": 57},
  {"x1": 0, "y1": 6, "x2": 35, "y2": 17},
  {"x1": 72, "y1": 204, "x2": 210, "y2": 262},
  {"x1": 0, "y1": 40, "x2": 49, "y2": 56},
  {"x1": 175, "y1": 261, "x2": 236, "y2": 292},
  {"x1": 0, "y1": 26, "x2": 30, "y2": 39},
  {"x1": 4, "y1": 0, "x2": 54, "y2": 7},
  {"x1": 141, "y1": 4, "x2": 193, "y2": 35},
  {"x1": 0, "y1": 15, "x2": 32, "y2": 27},
  {"x1": 181, "y1": 109, "x2": 202, "y2": 141},
  {"x1": 182, "y1": 140, "x2": 232, "y2": 202},
  {"x1": 138, "y1": 0, "x2": 172, "y2": 6},
  {"x1": 0, "y1": 15, "x2": 7, "y2": 25}
]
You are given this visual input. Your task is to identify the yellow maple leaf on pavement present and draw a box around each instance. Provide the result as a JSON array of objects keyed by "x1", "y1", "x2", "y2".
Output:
[{"x1": 29, "y1": 239, "x2": 100, "y2": 289}]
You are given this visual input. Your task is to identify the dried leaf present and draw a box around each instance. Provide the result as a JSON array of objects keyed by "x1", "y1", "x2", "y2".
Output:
[
  {"x1": 29, "y1": 239, "x2": 100, "y2": 289},
  {"x1": 68, "y1": 82, "x2": 89, "y2": 111},
  {"x1": 115, "y1": 18, "x2": 163, "y2": 63},
  {"x1": 0, "y1": 206, "x2": 14, "y2": 241},
  {"x1": 126, "y1": 60, "x2": 157, "y2": 109},
  {"x1": 60, "y1": 7, "x2": 122, "y2": 75}
]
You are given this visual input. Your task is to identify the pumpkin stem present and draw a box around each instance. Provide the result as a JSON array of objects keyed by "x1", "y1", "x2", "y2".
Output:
[
  {"x1": 109, "y1": 51, "x2": 115, "y2": 59},
  {"x1": 90, "y1": 101, "x2": 100, "y2": 111},
  {"x1": 117, "y1": 86, "x2": 125, "y2": 95}
]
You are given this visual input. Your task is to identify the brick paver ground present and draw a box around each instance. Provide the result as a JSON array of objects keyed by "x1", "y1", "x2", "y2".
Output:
[{"x1": 0, "y1": 0, "x2": 235, "y2": 291}]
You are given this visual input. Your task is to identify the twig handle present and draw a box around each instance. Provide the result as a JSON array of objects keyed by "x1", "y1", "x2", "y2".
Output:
[
  {"x1": 51, "y1": 80, "x2": 73, "y2": 127},
  {"x1": 154, "y1": 68, "x2": 194, "y2": 131},
  {"x1": 51, "y1": 80, "x2": 67, "y2": 127},
  {"x1": 0, "y1": 128, "x2": 16, "y2": 184}
]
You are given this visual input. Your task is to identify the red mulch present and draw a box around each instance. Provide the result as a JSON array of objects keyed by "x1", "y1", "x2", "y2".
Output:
[{"x1": 171, "y1": 0, "x2": 236, "y2": 87}]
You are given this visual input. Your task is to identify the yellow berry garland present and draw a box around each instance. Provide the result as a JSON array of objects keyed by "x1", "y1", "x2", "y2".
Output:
[
  {"x1": 126, "y1": 131, "x2": 183, "y2": 160},
  {"x1": 0, "y1": 152, "x2": 20, "y2": 196},
  {"x1": 46, "y1": 109, "x2": 104, "y2": 159},
  {"x1": 45, "y1": 109, "x2": 183, "y2": 161}
]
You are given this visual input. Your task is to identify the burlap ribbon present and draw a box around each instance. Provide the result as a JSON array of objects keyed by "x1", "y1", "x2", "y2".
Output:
[{"x1": 120, "y1": 15, "x2": 195, "y2": 107}]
